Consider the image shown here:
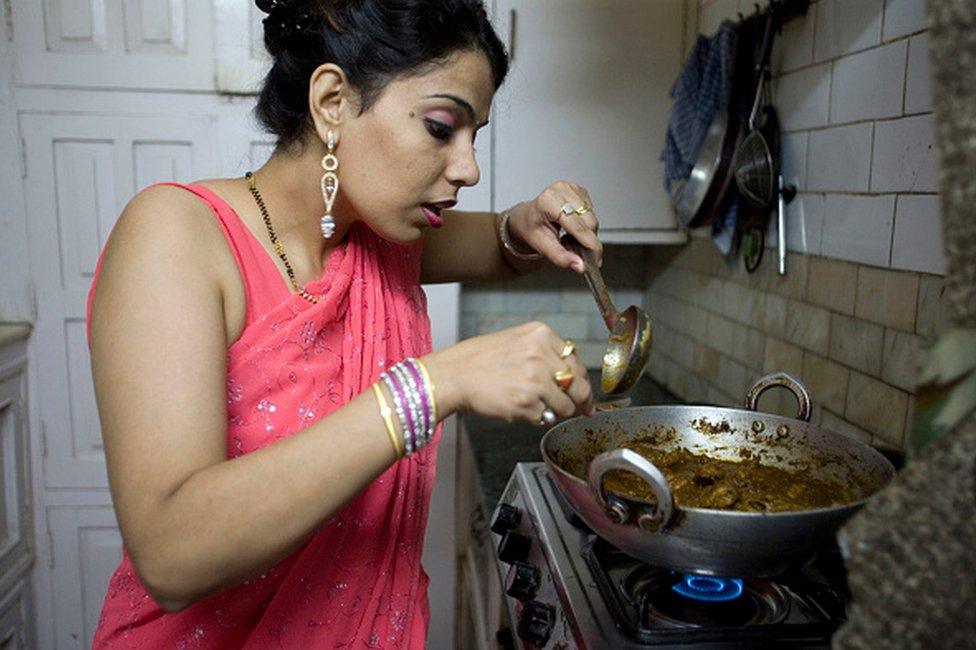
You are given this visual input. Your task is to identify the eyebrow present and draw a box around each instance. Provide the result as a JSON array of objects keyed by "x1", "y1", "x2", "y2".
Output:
[{"x1": 424, "y1": 93, "x2": 489, "y2": 128}]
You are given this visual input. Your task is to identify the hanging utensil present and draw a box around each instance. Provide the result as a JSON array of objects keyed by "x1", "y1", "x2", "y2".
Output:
[
  {"x1": 733, "y1": 11, "x2": 777, "y2": 211},
  {"x1": 731, "y1": 7, "x2": 796, "y2": 275},
  {"x1": 562, "y1": 234, "x2": 652, "y2": 396}
]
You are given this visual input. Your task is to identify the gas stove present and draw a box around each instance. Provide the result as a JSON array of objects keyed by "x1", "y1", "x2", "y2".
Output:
[{"x1": 490, "y1": 463, "x2": 849, "y2": 649}]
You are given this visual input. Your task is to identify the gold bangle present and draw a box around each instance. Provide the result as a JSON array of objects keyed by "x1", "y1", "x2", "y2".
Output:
[
  {"x1": 414, "y1": 358, "x2": 438, "y2": 425},
  {"x1": 372, "y1": 383, "x2": 403, "y2": 459}
]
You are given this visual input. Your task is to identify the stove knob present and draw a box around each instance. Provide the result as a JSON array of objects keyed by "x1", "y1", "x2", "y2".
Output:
[
  {"x1": 517, "y1": 600, "x2": 555, "y2": 648},
  {"x1": 490, "y1": 503, "x2": 522, "y2": 535},
  {"x1": 497, "y1": 531, "x2": 531, "y2": 564},
  {"x1": 505, "y1": 561, "x2": 541, "y2": 601}
]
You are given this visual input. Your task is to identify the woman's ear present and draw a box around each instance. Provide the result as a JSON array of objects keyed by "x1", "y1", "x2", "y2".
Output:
[{"x1": 308, "y1": 63, "x2": 353, "y2": 143}]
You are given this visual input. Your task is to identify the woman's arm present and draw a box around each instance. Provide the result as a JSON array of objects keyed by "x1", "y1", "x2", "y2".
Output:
[
  {"x1": 91, "y1": 187, "x2": 412, "y2": 610},
  {"x1": 91, "y1": 187, "x2": 594, "y2": 612}
]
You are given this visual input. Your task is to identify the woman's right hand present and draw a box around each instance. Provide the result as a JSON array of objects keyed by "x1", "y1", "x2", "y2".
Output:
[{"x1": 423, "y1": 321, "x2": 594, "y2": 425}]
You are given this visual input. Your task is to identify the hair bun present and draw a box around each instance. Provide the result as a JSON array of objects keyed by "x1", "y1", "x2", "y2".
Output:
[{"x1": 256, "y1": 0, "x2": 317, "y2": 53}]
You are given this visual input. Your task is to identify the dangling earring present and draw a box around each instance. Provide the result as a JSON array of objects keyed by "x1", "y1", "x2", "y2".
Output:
[{"x1": 320, "y1": 129, "x2": 339, "y2": 239}]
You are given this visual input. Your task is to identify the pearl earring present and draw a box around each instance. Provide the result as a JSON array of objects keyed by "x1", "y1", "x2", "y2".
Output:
[{"x1": 320, "y1": 129, "x2": 339, "y2": 239}]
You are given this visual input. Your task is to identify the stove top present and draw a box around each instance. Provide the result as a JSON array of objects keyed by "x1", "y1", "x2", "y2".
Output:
[{"x1": 491, "y1": 463, "x2": 849, "y2": 649}]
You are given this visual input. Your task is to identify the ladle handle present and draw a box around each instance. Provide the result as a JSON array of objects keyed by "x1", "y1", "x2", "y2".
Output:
[{"x1": 562, "y1": 233, "x2": 618, "y2": 330}]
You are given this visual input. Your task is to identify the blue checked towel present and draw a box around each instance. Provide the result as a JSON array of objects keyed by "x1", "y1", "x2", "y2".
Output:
[{"x1": 663, "y1": 20, "x2": 740, "y2": 254}]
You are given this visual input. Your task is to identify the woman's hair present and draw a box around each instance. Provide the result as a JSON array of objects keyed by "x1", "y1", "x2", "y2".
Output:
[{"x1": 254, "y1": 0, "x2": 509, "y2": 153}]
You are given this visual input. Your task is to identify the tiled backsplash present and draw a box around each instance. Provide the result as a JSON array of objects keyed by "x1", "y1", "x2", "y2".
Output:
[
  {"x1": 700, "y1": 0, "x2": 942, "y2": 275},
  {"x1": 460, "y1": 246, "x2": 649, "y2": 371},
  {"x1": 459, "y1": 0, "x2": 943, "y2": 454},
  {"x1": 643, "y1": 239, "x2": 948, "y2": 451}
]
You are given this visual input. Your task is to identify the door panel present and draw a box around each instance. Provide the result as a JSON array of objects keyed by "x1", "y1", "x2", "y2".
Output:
[
  {"x1": 21, "y1": 111, "x2": 219, "y2": 489},
  {"x1": 0, "y1": 579, "x2": 34, "y2": 650},
  {"x1": 0, "y1": 352, "x2": 31, "y2": 597},
  {"x1": 46, "y1": 506, "x2": 120, "y2": 649},
  {"x1": 12, "y1": 0, "x2": 214, "y2": 90}
]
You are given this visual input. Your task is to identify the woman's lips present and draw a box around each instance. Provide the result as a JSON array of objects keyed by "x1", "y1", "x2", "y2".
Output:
[{"x1": 421, "y1": 205, "x2": 444, "y2": 228}]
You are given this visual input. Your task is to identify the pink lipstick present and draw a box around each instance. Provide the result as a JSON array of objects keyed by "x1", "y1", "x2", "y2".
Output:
[{"x1": 422, "y1": 205, "x2": 445, "y2": 228}]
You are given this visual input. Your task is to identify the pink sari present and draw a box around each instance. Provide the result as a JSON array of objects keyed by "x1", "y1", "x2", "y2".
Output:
[{"x1": 89, "y1": 183, "x2": 438, "y2": 648}]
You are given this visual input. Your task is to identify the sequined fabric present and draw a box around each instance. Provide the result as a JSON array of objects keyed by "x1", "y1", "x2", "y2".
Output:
[{"x1": 88, "y1": 183, "x2": 437, "y2": 648}]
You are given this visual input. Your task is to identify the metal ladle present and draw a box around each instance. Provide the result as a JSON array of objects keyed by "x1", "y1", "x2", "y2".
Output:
[{"x1": 563, "y1": 235, "x2": 653, "y2": 395}]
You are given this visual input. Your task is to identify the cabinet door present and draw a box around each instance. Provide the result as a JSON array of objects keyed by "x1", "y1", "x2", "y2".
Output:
[
  {"x1": 214, "y1": 0, "x2": 272, "y2": 93},
  {"x1": 12, "y1": 0, "x2": 215, "y2": 91},
  {"x1": 492, "y1": 0, "x2": 685, "y2": 242}
]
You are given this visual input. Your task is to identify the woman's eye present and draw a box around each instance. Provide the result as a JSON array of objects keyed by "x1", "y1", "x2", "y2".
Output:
[{"x1": 424, "y1": 118, "x2": 453, "y2": 141}]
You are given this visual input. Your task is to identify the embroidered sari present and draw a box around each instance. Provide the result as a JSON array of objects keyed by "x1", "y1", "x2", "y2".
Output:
[{"x1": 90, "y1": 183, "x2": 437, "y2": 648}]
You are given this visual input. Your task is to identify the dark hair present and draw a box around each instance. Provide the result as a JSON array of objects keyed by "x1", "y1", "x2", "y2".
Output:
[{"x1": 255, "y1": 0, "x2": 509, "y2": 153}]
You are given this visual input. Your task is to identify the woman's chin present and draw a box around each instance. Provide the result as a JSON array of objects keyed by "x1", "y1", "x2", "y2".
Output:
[{"x1": 367, "y1": 221, "x2": 427, "y2": 245}]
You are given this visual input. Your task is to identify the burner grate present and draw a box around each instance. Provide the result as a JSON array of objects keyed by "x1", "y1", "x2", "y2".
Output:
[{"x1": 582, "y1": 536, "x2": 843, "y2": 646}]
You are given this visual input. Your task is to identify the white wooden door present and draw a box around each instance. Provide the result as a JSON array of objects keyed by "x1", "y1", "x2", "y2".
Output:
[{"x1": 492, "y1": 0, "x2": 685, "y2": 243}]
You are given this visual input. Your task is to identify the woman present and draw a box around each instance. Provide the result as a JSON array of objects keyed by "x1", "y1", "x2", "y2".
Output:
[{"x1": 89, "y1": 0, "x2": 602, "y2": 646}]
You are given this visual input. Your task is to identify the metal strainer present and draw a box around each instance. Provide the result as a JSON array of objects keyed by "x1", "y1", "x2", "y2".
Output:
[{"x1": 733, "y1": 12, "x2": 777, "y2": 210}]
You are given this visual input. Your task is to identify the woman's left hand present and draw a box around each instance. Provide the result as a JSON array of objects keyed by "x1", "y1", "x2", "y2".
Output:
[{"x1": 506, "y1": 181, "x2": 603, "y2": 274}]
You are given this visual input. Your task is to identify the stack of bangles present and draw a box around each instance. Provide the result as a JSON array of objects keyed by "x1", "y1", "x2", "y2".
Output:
[{"x1": 371, "y1": 358, "x2": 438, "y2": 459}]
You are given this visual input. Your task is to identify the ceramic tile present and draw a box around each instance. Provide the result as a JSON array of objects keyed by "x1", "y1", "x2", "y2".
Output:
[
  {"x1": 506, "y1": 289, "x2": 561, "y2": 313},
  {"x1": 829, "y1": 313, "x2": 885, "y2": 375},
  {"x1": 721, "y1": 280, "x2": 757, "y2": 326},
  {"x1": 915, "y1": 274, "x2": 948, "y2": 338},
  {"x1": 802, "y1": 351, "x2": 850, "y2": 413},
  {"x1": 772, "y1": 4, "x2": 816, "y2": 73},
  {"x1": 855, "y1": 266, "x2": 919, "y2": 332},
  {"x1": 821, "y1": 408, "x2": 873, "y2": 443},
  {"x1": 695, "y1": 343, "x2": 721, "y2": 380},
  {"x1": 815, "y1": 0, "x2": 884, "y2": 61},
  {"x1": 820, "y1": 195, "x2": 895, "y2": 267},
  {"x1": 807, "y1": 123, "x2": 874, "y2": 191},
  {"x1": 891, "y1": 195, "x2": 946, "y2": 275},
  {"x1": 871, "y1": 114, "x2": 938, "y2": 193},
  {"x1": 767, "y1": 192, "x2": 826, "y2": 256},
  {"x1": 785, "y1": 299, "x2": 831, "y2": 355},
  {"x1": 775, "y1": 64, "x2": 831, "y2": 131},
  {"x1": 780, "y1": 132, "x2": 809, "y2": 191},
  {"x1": 717, "y1": 354, "x2": 749, "y2": 400},
  {"x1": 806, "y1": 256, "x2": 858, "y2": 315},
  {"x1": 830, "y1": 40, "x2": 907, "y2": 124},
  {"x1": 730, "y1": 323, "x2": 766, "y2": 370},
  {"x1": 763, "y1": 336, "x2": 805, "y2": 377},
  {"x1": 539, "y1": 313, "x2": 590, "y2": 341},
  {"x1": 699, "y1": 0, "x2": 737, "y2": 36},
  {"x1": 758, "y1": 292, "x2": 788, "y2": 338},
  {"x1": 882, "y1": 328, "x2": 921, "y2": 392},
  {"x1": 904, "y1": 33, "x2": 933, "y2": 114},
  {"x1": 845, "y1": 371, "x2": 908, "y2": 446},
  {"x1": 707, "y1": 312, "x2": 735, "y2": 352},
  {"x1": 882, "y1": 0, "x2": 928, "y2": 41}
]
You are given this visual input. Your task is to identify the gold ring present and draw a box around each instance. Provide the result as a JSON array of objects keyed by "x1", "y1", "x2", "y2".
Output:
[
  {"x1": 575, "y1": 202, "x2": 591, "y2": 215},
  {"x1": 559, "y1": 339, "x2": 576, "y2": 359},
  {"x1": 553, "y1": 368, "x2": 574, "y2": 391}
]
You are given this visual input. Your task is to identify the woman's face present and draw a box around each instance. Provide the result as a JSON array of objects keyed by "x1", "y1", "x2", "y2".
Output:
[{"x1": 335, "y1": 49, "x2": 495, "y2": 243}]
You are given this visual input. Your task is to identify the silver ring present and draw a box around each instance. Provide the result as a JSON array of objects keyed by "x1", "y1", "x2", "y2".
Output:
[
  {"x1": 538, "y1": 407, "x2": 557, "y2": 427},
  {"x1": 560, "y1": 202, "x2": 576, "y2": 216}
]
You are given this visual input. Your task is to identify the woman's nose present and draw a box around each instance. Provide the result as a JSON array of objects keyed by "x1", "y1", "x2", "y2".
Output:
[{"x1": 446, "y1": 142, "x2": 480, "y2": 188}]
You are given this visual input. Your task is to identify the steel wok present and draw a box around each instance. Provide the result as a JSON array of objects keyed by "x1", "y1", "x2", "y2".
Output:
[{"x1": 540, "y1": 372, "x2": 895, "y2": 577}]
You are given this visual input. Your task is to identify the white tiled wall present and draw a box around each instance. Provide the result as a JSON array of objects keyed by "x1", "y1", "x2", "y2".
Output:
[{"x1": 698, "y1": 0, "x2": 942, "y2": 275}]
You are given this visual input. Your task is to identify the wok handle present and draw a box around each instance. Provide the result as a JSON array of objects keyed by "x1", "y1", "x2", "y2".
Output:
[
  {"x1": 744, "y1": 371, "x2": 812, "y2": 422},
  {"x1": 587, "y1": 448, "x2": 676, "y2": 532}
]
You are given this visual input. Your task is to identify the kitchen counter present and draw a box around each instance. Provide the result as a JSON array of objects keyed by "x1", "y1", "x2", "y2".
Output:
[{"x1": 459, "y1": 371, "x2": 682, "y2": 515}]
